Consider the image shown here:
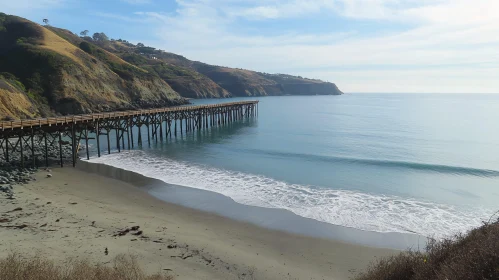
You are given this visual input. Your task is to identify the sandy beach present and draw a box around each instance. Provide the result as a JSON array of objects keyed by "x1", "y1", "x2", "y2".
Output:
[{"x1": 0, "y1": 166, "x2": 396, "y2": 280}]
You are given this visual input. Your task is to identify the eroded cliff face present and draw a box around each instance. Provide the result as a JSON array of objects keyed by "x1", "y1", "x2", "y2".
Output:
[
  {"x1": 163, "y1": 77, "x2": 230, "y2": 99},
  {"x1": 279, "y1": 82, "x2": 343, "y2": 96},
  {"x1": 211, "y1": 82, "x2": 342, "y2": 97},
  {"x1": 192, "y1": 64, "x2": 343, "y2": 97}
]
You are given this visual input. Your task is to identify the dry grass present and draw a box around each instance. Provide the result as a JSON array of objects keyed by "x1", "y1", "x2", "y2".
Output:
[
  {"x1": 99, "y1": 47, "x2": 148, "y2": 73},
  {"x1": 0, "y1": 252, "x2": 173, "y2": 280},
  {"x1": 40, "y1": 27, "x2": 86, "y2": 67},
  {"x1": 355, "y1": 218, "x2": 499, "y2": 280},
  {"x1": 0, "y1": 86, "x2": 38, "y2": 119},
  {"x1": 40, "y1": 25, "x2": 145, "y2": 73}
]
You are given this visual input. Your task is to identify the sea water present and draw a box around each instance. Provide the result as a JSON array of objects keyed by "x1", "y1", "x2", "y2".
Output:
[{"x1": 90, "y1": 93, "x2": 499, "y2": 239}]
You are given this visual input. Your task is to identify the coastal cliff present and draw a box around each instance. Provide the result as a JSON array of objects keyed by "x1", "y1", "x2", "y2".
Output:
[
  {"x1": 154, "y1": 56, "x2": 343, "y2": 98},
  {"x1": 0, "y1": 13, "x2": 343, "y2": 119},
  {"x1": 190, "y1": 63, "x2": 342, "y2": 97},
  {"x1": 104, "y1": 40, "x2": 343, "y2": 98}
]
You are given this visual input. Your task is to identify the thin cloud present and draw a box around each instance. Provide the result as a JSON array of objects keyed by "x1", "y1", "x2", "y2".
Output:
[
  {"x1": 224, "y1": 0, "x2": 336, "y2": 19},
  {"x1": 131, "y1": 0, "x2": 499, "y2": 93},
  {"x1": 3, "y1": 0, "x2": 498, "y2": 93}
]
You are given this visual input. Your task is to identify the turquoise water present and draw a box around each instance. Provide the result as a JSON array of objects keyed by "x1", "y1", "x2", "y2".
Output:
[{"x1": 90, "y1": 94, "x2": 499, "y2": 238}]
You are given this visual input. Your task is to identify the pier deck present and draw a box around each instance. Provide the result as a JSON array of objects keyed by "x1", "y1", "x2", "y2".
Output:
[{"x1": 0, "y1": 101, "x2": 258, "y2": 168}]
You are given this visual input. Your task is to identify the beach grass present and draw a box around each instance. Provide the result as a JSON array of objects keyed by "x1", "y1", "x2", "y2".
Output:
[
  {"x1": 0, "y1": 252, "x2": 173, "y2": 280},
  {"x1": 355, "y1": 216, "x2": 499, "y2": 280}
]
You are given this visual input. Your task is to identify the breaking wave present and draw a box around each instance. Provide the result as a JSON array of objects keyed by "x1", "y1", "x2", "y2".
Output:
[{"x1": 90, "y1": 150, "x2": 492, "y2": 238}]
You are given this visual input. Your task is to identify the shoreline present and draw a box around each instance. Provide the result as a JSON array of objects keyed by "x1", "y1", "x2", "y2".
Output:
[
  {"x1": 80, "y1": 160, "x2": 424, "y2": 250},
  {"x1": 1, "y1": 164, "x2": 397, "y2": 280}
]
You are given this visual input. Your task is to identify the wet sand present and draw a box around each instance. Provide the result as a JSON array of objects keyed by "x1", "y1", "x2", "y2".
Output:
[{"x1": 0, "y1": 166, "x2": 397, "y2": 280}]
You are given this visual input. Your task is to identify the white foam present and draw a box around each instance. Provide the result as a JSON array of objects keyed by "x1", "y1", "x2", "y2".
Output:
[{"x1": 90, "y1": 150, "x2": 492, "y2": 238}]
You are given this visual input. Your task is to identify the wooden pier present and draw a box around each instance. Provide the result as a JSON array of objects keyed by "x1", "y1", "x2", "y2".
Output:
[{"x1": 0, "y1": 100, "x2": 258, "y2": 168}]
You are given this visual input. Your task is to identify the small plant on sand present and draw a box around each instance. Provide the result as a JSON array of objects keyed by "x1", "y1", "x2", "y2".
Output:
[{"x1": 0, "y1": 252, "x2": 173, "y2": 280}]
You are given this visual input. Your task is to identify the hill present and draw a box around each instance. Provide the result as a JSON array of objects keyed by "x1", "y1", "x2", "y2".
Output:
[
  {"x1": 0, "y1": 13, "x2": 187, "y2": 119},
  {"x1": 0, "y1": 13, "x2": 343, "y2": 119},
  {"x1": 96, "y1": 38, "x2": 342, "y2": 98}
]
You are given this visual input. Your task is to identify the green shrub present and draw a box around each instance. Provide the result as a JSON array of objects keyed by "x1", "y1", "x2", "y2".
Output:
[
  {"x1": 0, "y1": 45, "x2": 72, "y2": 106},
  {"x1": 0, "y1": 72, "x2": 26, "y2": 92},
  {"x1": 79, "y1": 40, "x2": 147, "y2": 80},
  {"x1": 79, "y1": 41, "x2": 95, "y2": 55},
  {"x1": 122, "y1": 53, "x2": 148, "y2": 65}
]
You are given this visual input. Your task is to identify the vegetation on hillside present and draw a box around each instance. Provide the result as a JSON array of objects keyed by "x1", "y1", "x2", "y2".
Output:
[
  {"x1": 0, "y1": 13, "x2": 186, "y2": 119},
  {"x1": 47, "y1": 27, "x2": 231, "y2": 99},
  {"x1": 74, "y1": 27, "x2": 342, "y2": 98},
  {"x1": 355, "y1": 216, "x2": 499, "y2": 280},
  {"x1": 0, "y1": 74, "x2": 41, "y2": 119}
]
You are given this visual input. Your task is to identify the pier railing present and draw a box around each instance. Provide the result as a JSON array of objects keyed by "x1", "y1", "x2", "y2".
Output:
[
  {"x1": 0, "y1": 100, "x2": 258, "y2": 168},
  {"x1": 0, "y1": 101, "x2": 258, "y2": 131}
]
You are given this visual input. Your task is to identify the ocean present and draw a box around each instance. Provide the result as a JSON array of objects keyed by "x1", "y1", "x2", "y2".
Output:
[{"x1": 88, "y1": 93, "x2": 499, "y2": 241}]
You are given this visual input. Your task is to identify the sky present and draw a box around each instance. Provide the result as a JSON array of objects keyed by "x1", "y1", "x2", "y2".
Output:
[{"x1": 1, "y1": 0, "x2": 498, "y2": 93}]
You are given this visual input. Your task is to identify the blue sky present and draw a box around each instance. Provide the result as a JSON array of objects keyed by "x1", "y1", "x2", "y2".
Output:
[{"x1": 2, "y1": 0, "x2": 498, "y2": 93}]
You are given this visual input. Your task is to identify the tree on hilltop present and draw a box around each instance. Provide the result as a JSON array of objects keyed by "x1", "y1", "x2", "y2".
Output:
[
  {"x1": 42, "y1": 19, "x2": 49, "y2": 25},
  {"x1": 80, "y1": 30, "x2": 89, "y2": 36},
  {"x1": 92, "y1": 32, "x2": 109, "y2": 42}
]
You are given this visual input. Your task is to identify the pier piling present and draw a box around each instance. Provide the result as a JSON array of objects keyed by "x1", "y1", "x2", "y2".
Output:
[{"x1": 0, "y1": 101, "x2": 258, "y2": 167}]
